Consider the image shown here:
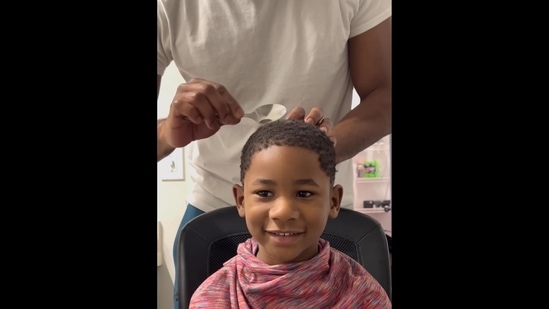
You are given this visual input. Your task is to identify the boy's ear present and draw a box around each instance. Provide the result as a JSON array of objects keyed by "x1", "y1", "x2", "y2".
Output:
[
  {"x1": 329, "y1": 184, "x2": 343, "y2": 219},
  {"x1": 233, "y1": 184, "x2": 245, "y2": 218}
]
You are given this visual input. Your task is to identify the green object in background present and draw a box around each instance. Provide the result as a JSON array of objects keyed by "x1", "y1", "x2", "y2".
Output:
[{"x1": 363, "y1": 160, "x2": 380, "y2": 178}]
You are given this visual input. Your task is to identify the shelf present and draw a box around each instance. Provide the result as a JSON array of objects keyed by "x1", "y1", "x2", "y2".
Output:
[
  {"x1": 354, "y1": 207, "x2": 389, "y2": 214},
  {"x1": 355, "y1": 177, "x2": 390, "y2": 183}
]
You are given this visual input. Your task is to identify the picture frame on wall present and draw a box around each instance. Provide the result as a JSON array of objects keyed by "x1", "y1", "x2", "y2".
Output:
[{"x1": 159, "y1": 147, "x2": 185, "y2": 181}]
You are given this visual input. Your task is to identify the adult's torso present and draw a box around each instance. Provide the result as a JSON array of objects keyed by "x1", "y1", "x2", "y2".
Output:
[{"x1": 157, "y1": 0, "x2": 389, "y2": 211}]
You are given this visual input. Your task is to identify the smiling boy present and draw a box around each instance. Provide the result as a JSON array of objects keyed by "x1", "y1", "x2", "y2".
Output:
[{"x1": 189, "y1": 119, "x2": 391, "y2": 308}]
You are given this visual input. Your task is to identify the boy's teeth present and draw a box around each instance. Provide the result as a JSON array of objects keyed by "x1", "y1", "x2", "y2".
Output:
[{"x1": 274, "y1": 232, "x2": 296, "y2": 236}]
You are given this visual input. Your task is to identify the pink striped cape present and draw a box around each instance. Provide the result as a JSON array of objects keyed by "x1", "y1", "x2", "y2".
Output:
[{"x1": 189, "y1": 238, "x2": 391, "y2": 308}]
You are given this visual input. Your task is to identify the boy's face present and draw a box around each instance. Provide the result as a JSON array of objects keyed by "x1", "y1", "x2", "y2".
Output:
[{"x1": 233, "y1": 145, "x2": 343, "y2": 265}]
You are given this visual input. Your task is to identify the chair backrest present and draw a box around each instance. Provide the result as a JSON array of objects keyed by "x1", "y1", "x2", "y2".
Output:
[{"x1": 176, "y1": 206, "x2": 391, "y2": 309}]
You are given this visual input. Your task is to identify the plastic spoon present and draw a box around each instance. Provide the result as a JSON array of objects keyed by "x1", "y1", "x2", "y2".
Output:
[
  {"x1": 183, "y1": 103, "x2": 287, "y2": 125},
  {"x1": 244, "y1": 103, "x2": 287, "y2": 124}
]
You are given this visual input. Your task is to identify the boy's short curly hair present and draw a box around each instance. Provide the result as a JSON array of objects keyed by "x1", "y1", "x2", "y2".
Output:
[{"x1": 240, "y1": 119, "x2": 336, "y2": 185}]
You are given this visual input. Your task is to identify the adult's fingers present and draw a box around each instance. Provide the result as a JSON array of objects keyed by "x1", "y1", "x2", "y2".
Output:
[
  {"x1": 285, "y1": 107, "x2": 306, "y2": 120},
  {"x1": 216, "y1": 84, "x2": 244, "y2": 121},
  {"x1": 303, "y1": 107, "x2": 324, "y2": 126},
  {"x1": 189, "y1": 78, "x2": 244, "y2": 123},
  {"x1": 316, "y1": 117, "x2": 333, "y2": 135},
  {"x1": 286, "y1": 106, "x2": 332, "y2": 133},
  {"x1": 185, "y1": 79, "x2": 234, "y2": 125}
]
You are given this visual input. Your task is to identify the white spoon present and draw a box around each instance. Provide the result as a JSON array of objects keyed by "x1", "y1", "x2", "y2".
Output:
[
  {"x1": 183, "y1": 103, "x2": 287, "y2": 125},
  {"x1": 245, "y1": 104, "x2": 287, "y2": 124}
]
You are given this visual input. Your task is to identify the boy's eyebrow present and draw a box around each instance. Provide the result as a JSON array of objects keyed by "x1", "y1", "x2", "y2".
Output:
[
  {"x1": 251, "y1": 178, "x2": 319, "y2": 187},
  {"x1": 294, "y1": 179, "x2": 319, "y2": 186},
  {"x1": 251, "y1": 179, "x2": 275, "y2": 185}
]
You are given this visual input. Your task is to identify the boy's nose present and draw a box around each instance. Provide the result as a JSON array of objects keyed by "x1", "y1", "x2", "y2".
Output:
[{"x1": 269, "y1": 198, "x2": 299, "y2": 222}]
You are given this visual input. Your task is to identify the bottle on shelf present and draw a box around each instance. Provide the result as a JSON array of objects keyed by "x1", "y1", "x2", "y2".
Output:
[{"x1": 352, "y1": 135, "x2": 391, "y2": 214}]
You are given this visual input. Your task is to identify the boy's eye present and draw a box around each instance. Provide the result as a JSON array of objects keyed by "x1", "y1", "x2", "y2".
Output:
[
  {"x1": 297, "y1": 191, "x2": 312, "y2": 198},
  {"x1": 255, "y1": 191, "x2": 273, "y2": 197}
]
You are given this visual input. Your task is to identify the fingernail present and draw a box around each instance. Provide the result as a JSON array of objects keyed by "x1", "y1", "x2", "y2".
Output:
[
  {"x1": 224, "y1": 114, "x2": 236, "y2": 124},
  {"x1": 320, "y1": 127, "x2": 328, "y2": 134},
  {"x1": 305, "y1": 117, "x2": 314, "y2": 124},
  {"x1": 235, "y1": 108, "x2": 244, "y2": 118}
]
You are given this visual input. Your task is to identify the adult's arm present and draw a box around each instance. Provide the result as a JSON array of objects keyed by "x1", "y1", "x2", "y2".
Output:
[{"x1": 331, "y1": 17, "x2": 392, "y2": 164}]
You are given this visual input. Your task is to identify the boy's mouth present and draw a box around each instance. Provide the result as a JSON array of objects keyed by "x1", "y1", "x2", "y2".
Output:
[
  {"x1": 269, "y1": 232, "x2": 302, "y2": 236},
  {"x1": 266, "y1": 231, "x2": 304, "y2": 246}
]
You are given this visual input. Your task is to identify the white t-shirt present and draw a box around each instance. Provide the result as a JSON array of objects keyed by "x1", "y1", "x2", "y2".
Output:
[{"x1": 158, "y1": 0, "x2": 391, "y2": 212}]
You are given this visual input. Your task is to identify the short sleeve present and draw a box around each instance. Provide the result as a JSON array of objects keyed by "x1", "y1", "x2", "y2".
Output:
[
  {"x1": 157, "y1": 0, "x2": 173, "y2": 75},
  {"x1": 350, "y1": 0, "x2": 392, "y2": 38}
]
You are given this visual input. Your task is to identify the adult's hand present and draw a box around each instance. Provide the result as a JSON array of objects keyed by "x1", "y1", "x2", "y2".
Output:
[
  {"x1": 286, "y1": 107, "x2": 336, "y2": 145},
  {"x1": 163, "y1": 78, "x2": 245, "y2": 148}
]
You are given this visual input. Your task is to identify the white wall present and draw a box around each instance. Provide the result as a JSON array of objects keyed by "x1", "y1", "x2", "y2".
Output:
[{"x1": 157, "y1": 62, "x2": 193, "y2": 284}]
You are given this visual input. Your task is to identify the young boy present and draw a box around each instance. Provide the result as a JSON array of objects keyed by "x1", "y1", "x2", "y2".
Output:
[{"x1": 189, "y1": 120, "x2": 391, "y2": 308}]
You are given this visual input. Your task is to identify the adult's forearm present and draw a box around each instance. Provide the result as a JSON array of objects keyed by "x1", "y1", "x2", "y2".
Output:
[
  {"x1": 157, "y1": 119, "x2": 175, "y2": 162},
  {"x1": 331, "y1": 88, "x2": 391, "y2": 164}
]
